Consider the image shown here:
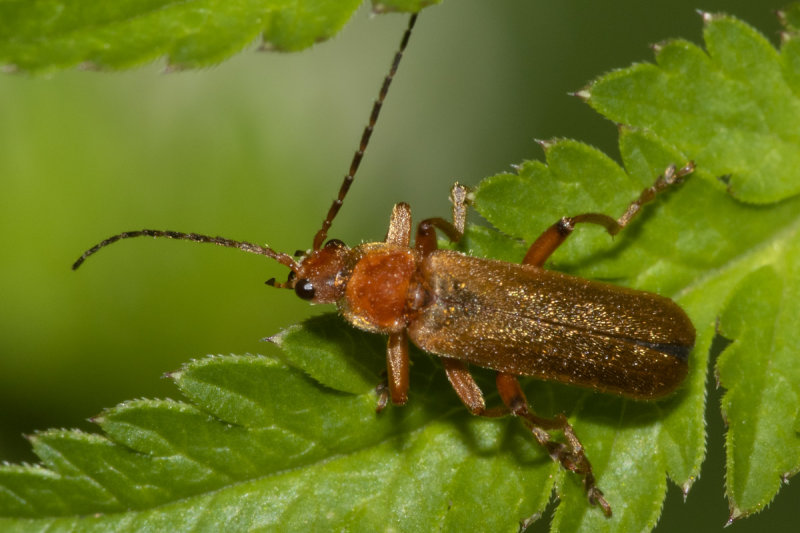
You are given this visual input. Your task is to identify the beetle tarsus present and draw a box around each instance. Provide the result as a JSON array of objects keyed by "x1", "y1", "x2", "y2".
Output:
[
  {"x1": 615, "y1": 161, "x2": 695, "y2": 230},
  {"x1": 374, "y1": 370, "x2": 391, "y2": 413},
  {"x1": 522, "y1": 414, "x2": 611, "y2": 515},
  {"x1": 527, "y1": 415, "x2": 611, "y2": 516},
  {"x1": 374, "y1": 381, "x2": 390, "y2": 413},
  {"x1": 588, "y1": 484, "x2": 613, "y2": 517},
  {"x1": 495, "y1": 372, "x2": 612, "y2": 515}
]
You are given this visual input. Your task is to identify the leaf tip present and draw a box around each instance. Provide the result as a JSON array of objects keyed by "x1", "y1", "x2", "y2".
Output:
[
  {"x1": 164, "y1": 369, "x2": 183, "y2": 382},
  {"x1": 726, "y1": 508, "x2": 744, "y2": 526},
  {"x1": 78, "y1": 61, "x2": 101, "y2": 72},
  {"x1": 258, "y1": 41, "x2": 277, "y2": 53},
  {"x1": 261, "y1": 334, "x2": 280, "y2": 345},
  {"x1": 372, "y1": 3, "x2": 397, "y2": 14},
  {"x1": 569, "y1": 88, "x2": 591, "y2": 101},
  {"x1": 649, "y1": 40, "x2": 668, "y2": 54},
  {"x1": 162, "y1": 62, "x2": 186, "y2": 74},
  {"x1": 263, "y1": 325, "x2": 298, "y2": 346},
  {"x1": 696, "y1": 9, "x2": 716, "y2": 24},
  {"x1": 519, "y1": 511, "x2": 543, "y2": 530},
  {"x1": 681, "y1": 476, "x2": 697, "y2": 500},
  {"x1": 534, "y1": 138, "x2": 555, "y2": 151},
  {"x1": 777, "y1": 8, "x2": 790, "y2": 27}
]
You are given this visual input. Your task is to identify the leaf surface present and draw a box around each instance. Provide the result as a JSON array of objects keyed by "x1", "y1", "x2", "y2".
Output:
[
  {"x1": 0, "y1": 0, "x2": 437, "y2": 73},
  {"x1": 585, "y1": 12, "x2": 800, "y2": 203},
  {"x1": 717, "y1": 265, "x2": 800, "y2": 521},
  {"x1": 0, "y1": 347, "x2": 555, "y2": 532}
]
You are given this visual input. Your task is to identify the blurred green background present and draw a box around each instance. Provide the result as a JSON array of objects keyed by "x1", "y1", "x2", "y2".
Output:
[{"x1": 0, "y1": 0, "x2": 796, "y2": 530}]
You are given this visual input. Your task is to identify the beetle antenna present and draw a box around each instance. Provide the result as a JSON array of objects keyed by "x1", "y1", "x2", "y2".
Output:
[
  {"x1": 312, "y1": 13, "x2": 418, "y2": 250},
  {"x1": 72, "y1": 230, "x2": 299, "y2": 272}
]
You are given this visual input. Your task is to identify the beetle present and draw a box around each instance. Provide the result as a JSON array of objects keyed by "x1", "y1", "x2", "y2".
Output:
[{"x1": 73, "y1": 13, "x2": 695, "y2": 517}]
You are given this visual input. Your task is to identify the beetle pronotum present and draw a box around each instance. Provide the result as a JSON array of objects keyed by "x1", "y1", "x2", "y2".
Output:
[{"x1": 73, "y1": 13, "x2": 696, "y2": 517}]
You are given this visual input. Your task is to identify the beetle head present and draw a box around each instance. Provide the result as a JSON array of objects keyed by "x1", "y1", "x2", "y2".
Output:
[{"x1": 267, "y1": 238, "x2": 349, "y2": 305}]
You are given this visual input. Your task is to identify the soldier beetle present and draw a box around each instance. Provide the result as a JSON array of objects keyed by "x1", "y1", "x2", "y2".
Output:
[{"x1": 73, "y1": 13, "x2": 695, "y2": 517}]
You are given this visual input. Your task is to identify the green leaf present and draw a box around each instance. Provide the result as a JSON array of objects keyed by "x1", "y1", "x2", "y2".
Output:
[
  {"x1": 374, "y1": 0, "x2": 440, "y2": 13},
  {"x1": 267, "y1": 314, "x2": 386, "y2": 394},
  {"x1": 717, "y1": 266, "x2": 800, "y2": 521},
  {"x1": 584, "y1": 11, "x2": 800, "y2": 204},
  {"x1": 0, "y1": 0, "x2": 438, "y2": 73},
  {"x1": 0, "y1": 348, "x2": 555, "y2": 531}
]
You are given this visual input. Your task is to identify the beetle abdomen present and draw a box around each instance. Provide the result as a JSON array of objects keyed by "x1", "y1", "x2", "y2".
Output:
[{"x1": 408, "y1": 251, "x2": 694, "y2": 399}]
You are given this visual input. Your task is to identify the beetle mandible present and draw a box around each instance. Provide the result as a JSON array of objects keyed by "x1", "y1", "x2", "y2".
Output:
[{"x1": 73, "y1": 13, "x2": 696, "y2": 517}]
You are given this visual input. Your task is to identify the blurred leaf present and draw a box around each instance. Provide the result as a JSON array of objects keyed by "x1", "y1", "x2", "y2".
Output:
[
  {"x1": 0, "y1": 0, "x2": 436, "y2": 73},
  {"x1": 779, "y1": 2, "x2": 800, "y2": 32},
  {"x1": 374, "y1": 0, "x2": 441, "y2": 13}
]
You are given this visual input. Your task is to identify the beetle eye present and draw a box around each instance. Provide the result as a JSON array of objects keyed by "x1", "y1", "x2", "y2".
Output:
[
  {"x1": 294, "y1": 279, "x2": 315, "y2": 300},
  {"x1": 324, "y1": 239, "x2": 345, "y2": 249}
]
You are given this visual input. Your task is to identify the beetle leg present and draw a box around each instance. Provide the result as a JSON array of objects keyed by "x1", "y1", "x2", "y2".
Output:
[
  {"x1": 374, "y1": 207, "x2": 413, "y2": 409},
  {"x1": 614, "y1": 161, "x2": 694, "y2": 229},
  {"x1": 415, "y1": 218, "x2": 459, "y2": 256},
  {"x1": 449, "y1": 182, "x2": 469, "y2": 236},
  {"x1": 441, "y1": 358, "x2": 508, "y2": 418},
  {"x1": 376, "y1": 204, "x2": 415, "y2": 410},
  {"x1": 374, "y1": 371, "x2": 390, "y2": 413},
  {"x1": 386, "y1": 330, "x2": 410, "y2": 406},
  {"x1": 495, "y1": 372, "x2": 612, "y2": 517},
  {"x1": 386, "y1": 202, "x2": 413, "y2": 247},
  {"x1": 523, "y1": 162, "x2": 694, "y2": 267},
  {"x1": 414, "y1": 183, "x2": 470, "y2": 256}
]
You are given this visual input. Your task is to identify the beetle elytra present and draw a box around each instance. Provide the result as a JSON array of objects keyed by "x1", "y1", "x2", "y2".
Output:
[{"x1": 73, "y1": 13, "x2": 696, "y2": 517}]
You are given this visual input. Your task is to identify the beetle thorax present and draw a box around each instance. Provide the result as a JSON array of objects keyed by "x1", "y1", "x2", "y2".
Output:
[{"x1": 339, "y1": 242, "x2": 421, "y2": 334}]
